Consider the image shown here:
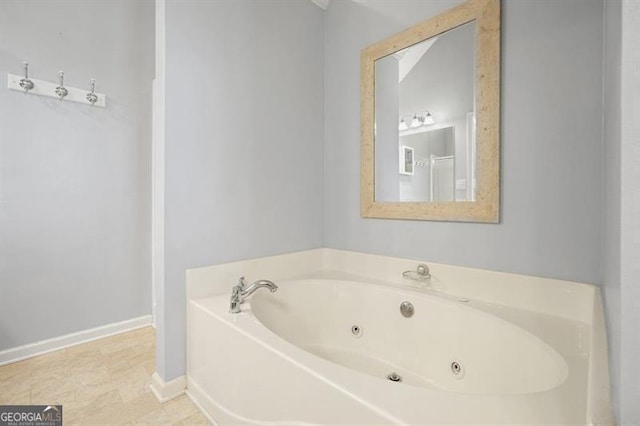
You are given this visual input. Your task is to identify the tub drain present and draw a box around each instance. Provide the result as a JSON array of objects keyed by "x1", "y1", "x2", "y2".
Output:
[
  {"x1": 387, "y1": 372, "x2": 402, "y2": 382},
  {"x1": 400, "y1": 301, "x2": 414, "y2": 318}
]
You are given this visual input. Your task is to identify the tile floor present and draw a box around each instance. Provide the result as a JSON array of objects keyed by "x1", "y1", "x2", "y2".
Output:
[{"x1": 0, "y1": 327, "x2": 209, "y2": 425}]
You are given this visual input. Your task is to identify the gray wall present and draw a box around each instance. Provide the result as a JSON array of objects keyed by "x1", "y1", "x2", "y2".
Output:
[
  {"x1": 161, "y1": 0, "x2": 324, "y2": 380},
  {"x1": 0, "y1": 0, "x2": 154, "y2": 350},
  {"x1": 374, "y1": 57, "x2": 400, "y2": 201},
  {"x1": 324, "y1": 0, "x2": 603, "y2": 285}
]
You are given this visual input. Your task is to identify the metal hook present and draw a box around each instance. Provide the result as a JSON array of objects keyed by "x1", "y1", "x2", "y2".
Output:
[
  {"x1": 86, "y1": 78, "x2": 98, "y2": 106},
  {"x1": 19, "y1": 62, "x2": 34, "y2": 93},
  {"x1": 55, "y1": 71, "x2": 68, "y2": 100}
]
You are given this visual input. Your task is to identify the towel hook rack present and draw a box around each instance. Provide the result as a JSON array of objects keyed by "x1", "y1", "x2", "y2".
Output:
[{"x1": 7, "y1": 61, "x2": 106, "y2": 108}]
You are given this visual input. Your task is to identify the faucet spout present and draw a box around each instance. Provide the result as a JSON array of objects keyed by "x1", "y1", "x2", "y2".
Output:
[
  {"x1": 230, "y1": 277, "x2": 278, "y2": 313},
  {"x1": 241, "y1": 279, "x2": 278, "y2": 298}
]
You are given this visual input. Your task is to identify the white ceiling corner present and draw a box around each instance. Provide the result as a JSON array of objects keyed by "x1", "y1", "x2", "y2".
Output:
[
  {"x1": 311, "y1": 0, "x2": 330, "y2": 10},
  {"x1": 398, "y1": 38, "x2": 437, "y2": 83}
]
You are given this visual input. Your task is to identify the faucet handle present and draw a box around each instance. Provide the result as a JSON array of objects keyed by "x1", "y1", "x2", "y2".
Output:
[
  {"x1": 416, "y1": 264, "x2": 430, "y2": 278},
  {"x1": 237, "y1": 276, "x2": 247, "y2": 289}
]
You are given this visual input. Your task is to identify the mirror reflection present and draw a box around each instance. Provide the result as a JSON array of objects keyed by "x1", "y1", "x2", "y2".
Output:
[{"x1": 374, "y1": 21, "x2": 476, "y2": 203}]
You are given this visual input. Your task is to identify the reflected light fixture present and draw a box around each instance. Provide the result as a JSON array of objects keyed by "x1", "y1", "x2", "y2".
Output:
[
  {"x1": 424, "y1": 111, "x2": 435, "y2": 125},
  {"x1": 398, "y1": 111, "x2": 435, "y2": 131},
  {"x1": 409, "y1": 114, "x2": 422, "y2": 128}
]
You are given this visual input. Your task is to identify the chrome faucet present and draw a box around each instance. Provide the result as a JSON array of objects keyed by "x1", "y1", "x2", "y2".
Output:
[
  {"x1": 230, "y1": 277, "x2": 278, "y2": 313},
  {"x1": 403, "y1": 263, "x2": 431, "y2": 282}
]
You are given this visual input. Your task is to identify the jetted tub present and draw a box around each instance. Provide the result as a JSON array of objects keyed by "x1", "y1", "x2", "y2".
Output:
[
  {"x1": 187, "y1": 277, "x2": 593, "y2": 425},
  {"x1": 251, "y1": 279, "x2": 568, "y2": 396}
]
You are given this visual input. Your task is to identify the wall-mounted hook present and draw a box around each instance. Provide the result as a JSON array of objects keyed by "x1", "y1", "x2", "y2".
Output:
[
  {"x1": 54, "y1": 71, "x2": 68, "y2": 100},
  {"x1": 86, "y1": 78, "x2": 98, "y2": 106},
  {"x1": 8, "y1": 68, "x2": 106, "y2": 107},
  {"x1": 19, "y1": 62, "x2": 34, "y2": 93}
]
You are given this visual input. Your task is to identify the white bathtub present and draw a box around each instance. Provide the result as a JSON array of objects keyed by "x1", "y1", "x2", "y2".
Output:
[
  {"x1": 251, "y1": 279, "x2": 569, "y2": 396},
  {"x1": 187, "y1": 276, "x2": 597, "y2": 425}
]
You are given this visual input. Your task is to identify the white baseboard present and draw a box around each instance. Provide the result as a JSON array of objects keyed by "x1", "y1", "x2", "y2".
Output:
[
  {"x1": 150, "y1": 372, "x2": 186, "y2": 403},
  {"x1": 0, "y1": 315, "x2": 153, "y2": 366}
]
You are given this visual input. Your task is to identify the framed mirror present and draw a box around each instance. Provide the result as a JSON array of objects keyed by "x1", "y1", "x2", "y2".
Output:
[{"x1": 361, "y1": 0, "x2": 500, "y2": 222}]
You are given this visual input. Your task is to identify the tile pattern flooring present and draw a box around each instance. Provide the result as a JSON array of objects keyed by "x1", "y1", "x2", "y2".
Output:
[{"x1": 0, "y1": 327, "x2": 209, "y2": 425}]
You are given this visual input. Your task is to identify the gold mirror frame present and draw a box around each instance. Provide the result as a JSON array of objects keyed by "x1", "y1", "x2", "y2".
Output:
[{"x1": 361, "y1": 0, "x2": 501, "y2": 222}]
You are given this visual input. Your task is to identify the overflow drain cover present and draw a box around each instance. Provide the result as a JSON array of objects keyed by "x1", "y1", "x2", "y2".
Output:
[
  {"x1": 387, "y1": 372, "x2": 402, "y2": 382},
  {"x1": 450, "y1": 361, "x2": 465, "y2": 379}
]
